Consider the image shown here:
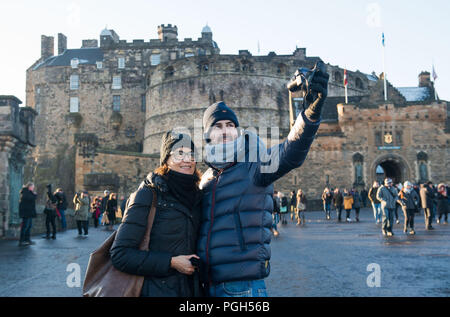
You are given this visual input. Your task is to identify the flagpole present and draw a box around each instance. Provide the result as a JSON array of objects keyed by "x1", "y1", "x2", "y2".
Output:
[
  {"x1": 344, "y1": 69, "x2": 348, "y2": 104},
  {"x1": 382, "y1": 33, "x2": 387, "y2": 102}
]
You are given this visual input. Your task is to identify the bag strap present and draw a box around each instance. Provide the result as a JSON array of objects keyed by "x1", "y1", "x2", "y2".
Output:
[{"x1": 138, "y1": 188, "x2": 157, "y2": 252}]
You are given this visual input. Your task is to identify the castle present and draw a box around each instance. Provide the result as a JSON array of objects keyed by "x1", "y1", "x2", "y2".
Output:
[{"x1": 23, "y1": 24, "x2": 449, "y2": 215}]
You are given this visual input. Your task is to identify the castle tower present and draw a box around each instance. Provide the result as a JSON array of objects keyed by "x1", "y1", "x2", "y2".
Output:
[
  {"x1": 157, "y1": 24, "x2": 178, "y2": 41},
  {"x1": 201, "y1": 24, "x2": 213, "y2": 41}
]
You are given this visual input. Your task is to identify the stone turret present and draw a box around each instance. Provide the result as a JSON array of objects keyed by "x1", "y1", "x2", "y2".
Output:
[{"x1": 158, "y1": 24, "x2": 178, "y2": 42}]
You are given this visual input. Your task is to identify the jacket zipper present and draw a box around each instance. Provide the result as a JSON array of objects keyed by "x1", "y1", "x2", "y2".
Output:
[{"x1": 205, "y1": 168, "x2": 224, "y2": 287}]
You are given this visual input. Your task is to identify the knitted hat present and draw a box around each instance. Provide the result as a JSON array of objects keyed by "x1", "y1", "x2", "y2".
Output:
[
  {"x1": 160, "y1": 131, "x2": 196, "y2": 165},
  {"x1": 202, "y1": 101, "x2": 239, "y2": 132}
]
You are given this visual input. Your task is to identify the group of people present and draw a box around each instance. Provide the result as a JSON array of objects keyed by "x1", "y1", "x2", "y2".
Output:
[
  {"x1": 368, "y1": 179, "x2": 449, "y2": 236},
  {"x1": 271, "y1": 190, "x2": 308, "y2": 236},
  {"x1": 18, "y1": 183, "x2": 68, "y2": 246},
  {"x1": 323, "y1": 187, "x2": 364, "y2": 223},
  {"x1": 17, "y1": 182, "x2": 127, "y2": 245}
]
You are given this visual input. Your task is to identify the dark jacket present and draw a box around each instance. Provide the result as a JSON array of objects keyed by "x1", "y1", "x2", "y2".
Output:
[
  {"x1": 437, "y1": 192, "x2": 448, "y2": 214},
  {"x1": 198, "y1": 111, "x2": 320, "y2": 285},
  {"x1": 110, "y1": 173, "x2": 202, "y2": 297},
  {"x1": 322, "y1": 192, "x2": 333, "y2": 204},
  {"x1": 333, "y1": 192, "x2": 343, "y2": 207},
  {"x1": 19, "y1": 187, "x2": 37, "y2": 218},
  {"x1": 368, "y1": 186, "x2": 381, "y2": 204},
  {"x1": 398, "y1": 189, "x2": 420, "y2": 210},
  {"x1": 106, "y1": 198, "x2": 117, "y2": 221},
  {"x1": 54, "y1": 191, "x2": 68, "y2": 210},
  {"x1": 352, "y1": 191, "x2": 362, "y2": 209},
  {"x1": 44, "y1": 190, "x2": 58, "y2": 218}
]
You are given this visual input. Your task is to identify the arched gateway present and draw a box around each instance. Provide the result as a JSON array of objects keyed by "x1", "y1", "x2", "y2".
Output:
[{"x1": 371, "y1": 154, "x2": 411, "y2": 185}]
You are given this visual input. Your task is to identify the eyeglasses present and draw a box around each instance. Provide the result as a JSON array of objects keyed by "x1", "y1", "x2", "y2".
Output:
[{"x1": 170, "y1": 150, "x2": 195, "y2": 161}]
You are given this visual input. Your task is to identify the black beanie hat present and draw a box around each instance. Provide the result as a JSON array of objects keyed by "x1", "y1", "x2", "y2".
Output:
[
  {"x1": 202, "y1": 101, "x2": 239, "y2": 132},
  {"x1": 160, "y1": 131, "x2": 196, "y2": 166}
]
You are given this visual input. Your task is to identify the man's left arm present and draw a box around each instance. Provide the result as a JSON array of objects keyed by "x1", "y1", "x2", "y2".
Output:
[{"x1": 254, "y1": 64, "x2": 329, "y2": 187}]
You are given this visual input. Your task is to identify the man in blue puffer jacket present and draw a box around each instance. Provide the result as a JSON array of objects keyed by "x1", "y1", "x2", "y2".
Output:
[{"x1": 197, "y1": 63, "x2": 329, "y2": 297}]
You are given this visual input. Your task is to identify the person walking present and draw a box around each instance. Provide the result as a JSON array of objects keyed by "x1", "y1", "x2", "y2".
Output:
[
  {"x1": 105, "y1": 193, "x2": 118, "y2": 231},
  {"x1": 360, "y1": 188, "x2": 368, "y2": 208},
  {"x1": 398, "y1": 181, "x2": 420, "y2": 235},
  {"x1": 279, "y1": 192, "x2": 289, "y2": 225},
  {"x1": 352, "y1": 189, "x2": 362, "y2": 222},
  {"x1": 73, "y1": 191, "x2": 90, "y2": 237},
  {"x1": 322, "y1": 187, "x2": 333, "y2": 220},
  {"x1": 271, "y1": 193, "x2": 280, "y2": 237},
  {"x1": 436, "y1": 184, "x2": 448, "y2": 224},
  {"x1": 368, "y1": 181, "x2": 382, "y2": 224},
  {"x1": 296, "y1": 189, "x2": 307, "y2": 226},
  {"x1": 343, "y1": 189, "x2": 354, "y2": 223},
  {"x1": 394, "y1": 183, "x2": 402, "y2": 224},
  {"x1": 420, "y1": 182, "x2": 435, "y2": 230},
  {"x1": 111, "y1": 132, "x2": 203, "y2": 297},
  {"x1": 54, "y1": 188, "x2": 68, "y2": 231},
  {"x1": 289, "y1": 190, "x2": 297, "y2": 222},
  {"x1": 18, "y1": 182, "x2": 37, "y2": 246},
  {"x1": 377, "y1": 178, "x2": 399, "y2": 237},
  {"x1": 91, "y1": 197, "x2": 101, "y2": 228},
  {"x1": 333, "y1": 188, "x2": 344, "y2": 222},
  {"x1": 99, "y1": 189, "x2": 110, "y2": 226},
  {"x1": 42, "y1": 185, "x2": 58, "y2": 240}
]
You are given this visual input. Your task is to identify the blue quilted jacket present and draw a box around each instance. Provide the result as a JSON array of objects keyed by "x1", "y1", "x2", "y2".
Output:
[{"x1": 198, "y1": 111, "x2": 320, "y2": 284}]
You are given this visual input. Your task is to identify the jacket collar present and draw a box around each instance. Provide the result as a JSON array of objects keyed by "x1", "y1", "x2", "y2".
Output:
[{"x1": 144, "y1": 173, "x2": 169, "y2": 193}]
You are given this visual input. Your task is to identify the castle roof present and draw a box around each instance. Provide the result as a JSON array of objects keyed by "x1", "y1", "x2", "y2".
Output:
[
  {"x1": 202, "y1": 25, "x2": 212, "y2": 33},
  {"x1": 397, "y1": 87, "x2": 433, "y2": 102},
  {"x1": 33, "y1": 48, "x2": 104, "y2": 70}
]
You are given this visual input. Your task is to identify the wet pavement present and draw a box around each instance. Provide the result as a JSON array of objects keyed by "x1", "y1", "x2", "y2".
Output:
[{"x1": 0, "y1": 208, "x2": 449, "y2": 297}]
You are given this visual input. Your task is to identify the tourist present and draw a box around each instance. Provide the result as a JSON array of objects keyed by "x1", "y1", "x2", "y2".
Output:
[
  {"x1": 111, "y1": 132, "x2": 203, "y2": 297},
  {"x1": 343, "y1": 189, "x2": 354, "y2": 223},
  {"x1": 368, "y1": 181, "x2": 382, "y2": 224},
  {"x1": 322, "y1": 187, "x2": 333, "y2": 220},
  {"x1": 420, "y1": 181, "x2": 435, "y2": 230},
  {"x1": 54, "y1": 188, "x2": 68, "y2": 231},
  {"x1": 18, "y1": 182, "x2": 37, "y2": 247},
  {"x1": 73, "y1": 191, "x2": 90, "y2": 237},
  {"x1": 376, "y1": 178, "x2": 399, "y2": 237},
  {"x1": 296, "y1": 189, "x2": 307, "y2": 226},
  {"x1": 333, "y1": 188, "x2": 343, "y2": 222},
  {"x1": 352, "y1": 188, "x2": 362, "y2": 222},
  {"x1": 398, "y1": 181, "x2": 420, "y2": 235},
  {"x1": 436, "y1": 184, "x2": 448, "y2": 224}
]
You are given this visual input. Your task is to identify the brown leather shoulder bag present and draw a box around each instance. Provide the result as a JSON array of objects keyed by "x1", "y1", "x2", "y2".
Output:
[{"x1": 82, "y1": 189, "x2": 157, "y2": 297}]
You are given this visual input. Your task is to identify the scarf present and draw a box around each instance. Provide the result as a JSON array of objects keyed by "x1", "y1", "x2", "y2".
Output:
[{"x1": 164, "y1": 170, "x2": 199, "y2": 210}]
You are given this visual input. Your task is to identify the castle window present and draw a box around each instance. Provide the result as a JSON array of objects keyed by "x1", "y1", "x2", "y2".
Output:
[
  {"x1": 395, "y1": 130, "x2": 403, "y2": 145},
  {"x1": 71, "y1": 58, "x2": 79, "y2": 69},
  {"x1": 185, "y1": 52, "x2": 195, "y2": 58},
  {"x1": 334, "y1": 71, "x2": 342, "y2": 83},
  {"x1": 70, "y1": 97, "x2": 79, "y2": 113},
  {"x1": 112, "y1": 76, "x2": 122, "y2": 90},
  {"x1": 141, "y1": 94, "x2": 146, "y2": 112},
  {"x1": 118, "y1": 57, "x2": 125, "y2": 69},
  {"x1": 70, "y1": 74, "x2": 79, "y2": 90},
  {"x1": 170, "y1": 52, "x2": 177, "y2": 60},
  {"x1": 96, "y1": 61, "x2": 103, "y2": 69},
  {"x1": 355, "y1": 77, "x2": 364, "y2": 89},
  {"x1": 150, "y1": 54, "x2": 160, "y2": 66},
  {"x1": 375, "y1": 131, "x2": 382, "y2": 146},
  {"x1": 113, "y1": 95, "x2": 121, "y2": 112}
]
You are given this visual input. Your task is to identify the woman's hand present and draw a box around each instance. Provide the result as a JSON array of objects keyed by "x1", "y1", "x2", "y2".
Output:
[{"x1": 170, "y1": 255, "x2": 200, "y2": 275}]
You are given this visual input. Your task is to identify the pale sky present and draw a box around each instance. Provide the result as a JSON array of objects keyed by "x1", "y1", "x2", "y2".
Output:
[{"x1": 1, "y1": 0, "x2": 449, "y2": 103}]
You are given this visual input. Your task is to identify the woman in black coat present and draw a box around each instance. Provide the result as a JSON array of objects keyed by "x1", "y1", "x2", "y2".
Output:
[
  {"x1": 110, "y1": 132, "x2": 203, "y2": 297},
  {"x1": 105, "y1": 193, "x2": 117, "y2": 231}
]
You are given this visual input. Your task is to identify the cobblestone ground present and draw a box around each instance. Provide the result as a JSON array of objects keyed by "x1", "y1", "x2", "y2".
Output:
[{"x1": 0, "y1": 208, "x2": 449, "y2": 297}]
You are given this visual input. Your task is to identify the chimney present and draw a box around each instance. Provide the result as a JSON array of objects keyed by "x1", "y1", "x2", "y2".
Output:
[
  {"x1": 418, "y1": 71, "x2": 431, "y2": 87},
  {"x1": 41, "y1": 35, "x2": 54, "y2": 60},
  {"x1": 58, "y1": 33, "x2": 67, "y2": 55}
]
